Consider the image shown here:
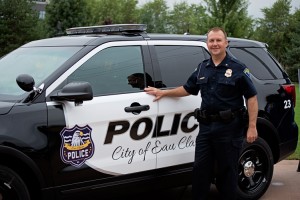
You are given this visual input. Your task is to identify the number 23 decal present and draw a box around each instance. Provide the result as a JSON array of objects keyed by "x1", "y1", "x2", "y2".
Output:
[{"x1": 284, "y1": 100, "x2": 292, "y2": 109}]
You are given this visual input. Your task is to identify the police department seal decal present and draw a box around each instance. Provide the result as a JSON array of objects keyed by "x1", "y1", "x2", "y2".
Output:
[{"x1": 60, "y1": 125, "x2": 94, "y2": 167}]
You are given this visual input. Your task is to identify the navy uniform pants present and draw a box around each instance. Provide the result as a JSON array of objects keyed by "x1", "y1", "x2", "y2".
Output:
[{"x1": 192, "y1": 117, "x2": 244, "y2": 200}]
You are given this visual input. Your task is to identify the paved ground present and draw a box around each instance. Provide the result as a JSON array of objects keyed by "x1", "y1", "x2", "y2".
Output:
[
  {"x1": 122, "y1": 160, "x2": 300, "y2": 200},
  {"x1": 260, "y1": 160, "x2": 300, "y2": 200},
  {"x1": 178, "y1": 160, "x2": 300, "y2": 200}
]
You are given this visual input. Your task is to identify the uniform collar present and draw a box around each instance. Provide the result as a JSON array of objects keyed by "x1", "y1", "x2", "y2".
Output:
[{"x1": 205, "y1": 54, "x2": 231, "y2": 68}]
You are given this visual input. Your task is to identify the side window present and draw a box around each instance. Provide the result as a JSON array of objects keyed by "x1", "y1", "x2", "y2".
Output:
[
  {"x1": 229, "y1": 47, "x2": 284, "y2": 80},
  {"x1": 155, "y1": 46, "x2": 208, "y2": 87},
  {"x1": 67, "y1": 46, "x2": 146, "y2": 96}
]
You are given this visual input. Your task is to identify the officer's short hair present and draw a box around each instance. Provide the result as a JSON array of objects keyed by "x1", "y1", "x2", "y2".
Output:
[{"x1": 207, "y1": 27, "x2": 228, "y2": 40}]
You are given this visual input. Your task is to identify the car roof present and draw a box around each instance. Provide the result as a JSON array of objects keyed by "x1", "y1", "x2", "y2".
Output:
[
  {"x1": 22, "y1": 24, "x2": 266, "y2": 48},
  {"x1": 148, "y1": 34, "x2": 266, "y2": 48},
  {"x1": 22, "y1": 34, "x2": 266, "y2": 48}
]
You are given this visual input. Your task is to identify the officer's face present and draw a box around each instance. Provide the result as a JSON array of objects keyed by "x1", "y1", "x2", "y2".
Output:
[{"x1": 207, "y1": 30, "x2": 228, "y2": 57}]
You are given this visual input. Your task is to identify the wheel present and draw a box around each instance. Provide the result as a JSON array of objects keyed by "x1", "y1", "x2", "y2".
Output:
[
  {"x1": 0, "y1": 165, "x2": 30, "y2": 200},
  {"x1": 237, "y1": 137, "x2": 274, "y2": 200}
]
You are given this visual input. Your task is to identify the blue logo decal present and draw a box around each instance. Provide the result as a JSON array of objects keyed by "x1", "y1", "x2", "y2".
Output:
[
  {"x1": 60, "y1": 125, "x2": 94, "y2": 167},
  {"x1": 244, "y1": 68, "x2": 251, "y2": 78}
]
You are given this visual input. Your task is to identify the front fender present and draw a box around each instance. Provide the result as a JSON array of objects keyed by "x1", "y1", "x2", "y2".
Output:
[{"x1": 0, "y1": 145, "x2": 46, "y2": 188}]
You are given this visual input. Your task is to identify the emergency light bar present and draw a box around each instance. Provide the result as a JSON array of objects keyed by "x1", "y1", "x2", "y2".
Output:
[{"x1": 66, "y1": 24, "x2": 147, "y2": 35}]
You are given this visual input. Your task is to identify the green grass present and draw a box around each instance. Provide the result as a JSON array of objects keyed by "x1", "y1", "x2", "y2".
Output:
[{"x1": 288, "y1": 83, "x2": 300, "y2": 160}]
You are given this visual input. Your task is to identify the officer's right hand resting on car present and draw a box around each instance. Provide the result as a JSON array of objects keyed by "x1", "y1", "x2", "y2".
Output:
[{"x1": 145, "y1": 27, "x2": 258, "y2": 200}]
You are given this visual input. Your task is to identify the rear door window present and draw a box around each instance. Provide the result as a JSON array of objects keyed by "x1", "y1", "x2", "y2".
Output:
[
  {"x1": 152, "y1": 45, "x2": 209, "y2": 88},
  {"x1": 229, "y1": 47, "x2": 284, "y2": 80}
]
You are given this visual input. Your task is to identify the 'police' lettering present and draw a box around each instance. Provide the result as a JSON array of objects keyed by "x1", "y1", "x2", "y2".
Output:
[
  {"x1": 153, "y1": 114, "x2": 182, "y2": 137},
  {"x1": 104, "y1": 112, "x2": 198, "y2": 144},
  {"x1": 153, "y1": 116, "x2": 169, "y2": 137},
  {"x1": 181, "y1": 113, "x2": 198, "y2": 133},
  {"x1": 104, "y1": 121, "x2": 130, "y2": 144},
  {"x1": 130, "y1": 118, "x2": 153, "y2": 140},
  {"x1": 67, "y1": 149, "x2": 89, "y2": 160}
]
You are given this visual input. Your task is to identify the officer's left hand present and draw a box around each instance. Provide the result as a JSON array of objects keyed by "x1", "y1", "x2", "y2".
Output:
[{"x1": 246, "y1": 126, "x2": 258, "y2": 143}]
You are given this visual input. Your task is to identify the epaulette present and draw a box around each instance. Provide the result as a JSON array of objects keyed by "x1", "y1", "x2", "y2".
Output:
[{"x1": 202, "y1": 58, "x2": 211, "y2": 67}]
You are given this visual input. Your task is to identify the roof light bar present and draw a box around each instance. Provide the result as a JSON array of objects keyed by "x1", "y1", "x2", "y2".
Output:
[{"x1": 66, "y1": 24, "x2": 147, "y2": 35}]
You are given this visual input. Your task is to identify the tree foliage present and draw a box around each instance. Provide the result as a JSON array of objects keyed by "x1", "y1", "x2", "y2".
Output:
[
  {"x1": 89, "y1": 0, "x2": 138, "y2": 25},
  {"x1": 0, "y1": 0, "x2": 41, "y2": 57},
  {"x1": 138, "y1": 0, "x2": 169, "y2": 33},
  {"x1": 168, "y1": 2, "x2": 209, "y2": 34},
  {"x1": 255, "y1": 0, "x2": 292, "y2": 67},
  {"x1": 45, "y1": 0, "x2": 91, "y2": 37},
  {"x1": 203, "y1": 0, "x2": 254, "y2": 38},
  {"x1": 285, "y1": 8, "x2": 300, "y2": 82}
]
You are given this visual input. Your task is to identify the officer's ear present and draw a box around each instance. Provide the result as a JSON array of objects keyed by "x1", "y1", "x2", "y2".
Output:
[{"x1": 225, "y1": 39, "x2": 229, "y2": 47}]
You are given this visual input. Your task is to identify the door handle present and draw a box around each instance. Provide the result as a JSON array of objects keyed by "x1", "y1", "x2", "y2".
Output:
[{"x1": 124, "y1": 103, "x2": 150, "y2": 114}]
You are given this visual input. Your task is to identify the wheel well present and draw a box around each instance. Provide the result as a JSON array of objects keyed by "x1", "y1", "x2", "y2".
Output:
[
  {"x1": 0, "y1": 153, "x2": 41, "y2": 200},
  {"x1": 256, "y1": 120, "x2": 280, "y2": 163}
]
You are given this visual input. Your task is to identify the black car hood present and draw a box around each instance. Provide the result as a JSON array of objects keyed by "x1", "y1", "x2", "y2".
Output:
[{"x1": 0, "y1": 101, "x2": 15, "y2": 115}]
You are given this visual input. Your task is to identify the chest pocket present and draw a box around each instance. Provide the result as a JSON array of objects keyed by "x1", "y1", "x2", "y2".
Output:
[
  {"x1": 197, "y1": 77, "x2": 208, "y2": 95},
  {"x1": 217, "y1": 77, "x2": 236, "y2": 98}
]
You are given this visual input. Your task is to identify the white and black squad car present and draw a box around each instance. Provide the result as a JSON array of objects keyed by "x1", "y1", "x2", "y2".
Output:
[{"x1": 0, "y1": 24, "x2": 298, "y2": 200}]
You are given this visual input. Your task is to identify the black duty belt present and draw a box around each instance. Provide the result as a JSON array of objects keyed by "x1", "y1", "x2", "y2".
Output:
[{"x1": 194, "y1": 108, "x2": 246, "y2": 123}]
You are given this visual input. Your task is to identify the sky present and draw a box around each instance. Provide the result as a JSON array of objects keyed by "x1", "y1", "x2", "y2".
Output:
[{"x1": 138, "y1": 0, "x2": 300, "y2": 19}]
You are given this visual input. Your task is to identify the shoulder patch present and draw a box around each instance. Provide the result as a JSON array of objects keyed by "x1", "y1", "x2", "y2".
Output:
[{"x1": 243, "y1": 68, "x2": 251, "y2": 78}]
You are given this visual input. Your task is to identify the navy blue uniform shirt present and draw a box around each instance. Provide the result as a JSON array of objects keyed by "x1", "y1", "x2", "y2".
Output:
[{"x1": 183, "y1": 54, "x2": 257, "y2": 113}]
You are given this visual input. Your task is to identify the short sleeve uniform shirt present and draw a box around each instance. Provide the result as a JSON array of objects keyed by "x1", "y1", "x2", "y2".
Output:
[{"x1": 183, "y1": 54, "x2": 257, "y2": 113}]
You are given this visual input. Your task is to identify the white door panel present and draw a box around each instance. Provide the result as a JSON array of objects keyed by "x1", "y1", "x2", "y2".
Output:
[
  {"x1": 62, "y1": 92, "x2": 158, "y2": 175},
  {"x1": 155, "y1": 94, "x2": 200, "y2": 168}
]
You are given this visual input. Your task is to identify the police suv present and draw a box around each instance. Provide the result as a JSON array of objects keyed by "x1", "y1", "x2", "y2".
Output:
[{"x1": 0, "y1": 24, "x2": 298, "y2": 200}]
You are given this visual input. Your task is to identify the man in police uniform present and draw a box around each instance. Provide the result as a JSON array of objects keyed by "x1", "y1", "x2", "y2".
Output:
[{"x1": 145, "y1": 27, "x2": 258, "y2": 200}]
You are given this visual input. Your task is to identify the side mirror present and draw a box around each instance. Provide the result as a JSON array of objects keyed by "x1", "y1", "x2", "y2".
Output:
[
  {"x1": 50, "y1": 82, "x2": 93, "y2": 105},
  {"x1": 16, "y1": 74, "x2": 35, "y2": 92}
]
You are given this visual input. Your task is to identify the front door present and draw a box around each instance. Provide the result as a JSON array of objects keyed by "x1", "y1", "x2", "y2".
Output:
[{"x1": 46, "y1": 41, "x2": 158, "y2": 184}]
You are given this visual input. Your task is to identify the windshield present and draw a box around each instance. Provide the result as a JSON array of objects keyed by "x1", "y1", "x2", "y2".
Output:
[{"x1": 0, "y1": 46, "x2": 82, "y2": 99}]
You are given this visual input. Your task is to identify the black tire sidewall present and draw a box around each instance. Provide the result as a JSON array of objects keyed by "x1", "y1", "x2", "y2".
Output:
[
  {"x1": 0, "y1": 165, "x2": 30, "y2": 200},
  {"x1": 237, "y1": 137, "x2": 274, "y2": 200}
]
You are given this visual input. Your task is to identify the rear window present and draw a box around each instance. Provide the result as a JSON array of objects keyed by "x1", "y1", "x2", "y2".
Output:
[{"x1": 229, "y1": 47, "x2": 284, "y2": 80}]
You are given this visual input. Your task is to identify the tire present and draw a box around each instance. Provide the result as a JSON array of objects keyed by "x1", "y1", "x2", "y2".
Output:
[
  {"x1": 0, "y1": 165, "x2": 30, "y2": 200},
  {"x1": 237, "y1": 137, "x2": 274, "y2": 200}
]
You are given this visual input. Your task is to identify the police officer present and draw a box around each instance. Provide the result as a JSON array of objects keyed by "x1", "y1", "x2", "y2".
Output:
[{"x1": 145, "y1": 27, "x2": 258, "y2": 200}]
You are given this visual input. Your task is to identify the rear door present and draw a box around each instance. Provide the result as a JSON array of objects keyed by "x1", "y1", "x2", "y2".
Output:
[{"x1": 148, "y1": 41, "x2": 210, "y2": 168}]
